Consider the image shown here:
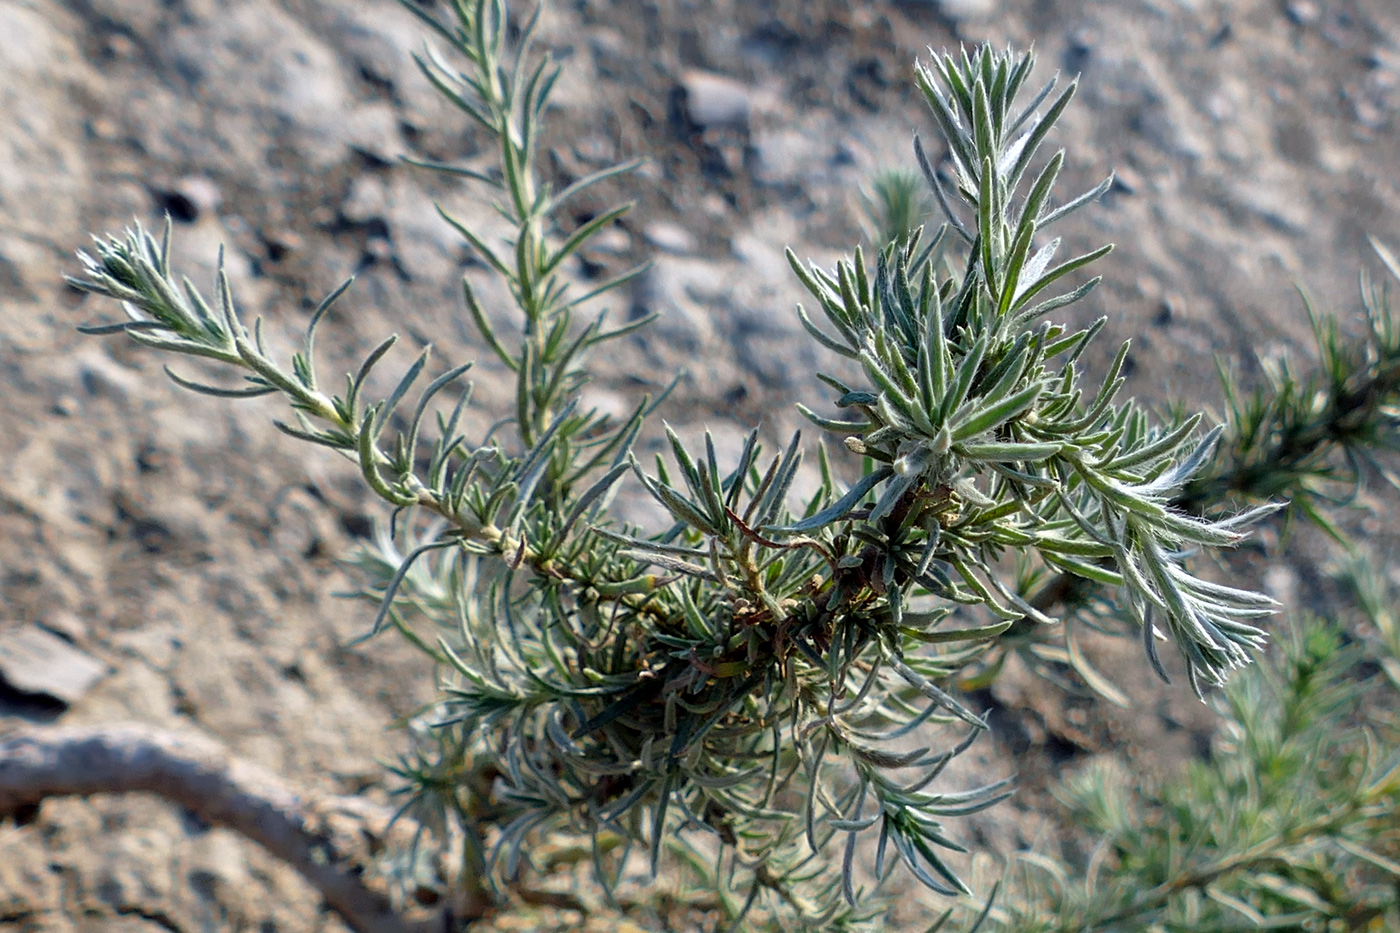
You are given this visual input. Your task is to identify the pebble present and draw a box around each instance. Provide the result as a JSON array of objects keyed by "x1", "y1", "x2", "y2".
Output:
[
  {"x1": 262, "y1": 228, "x2": 303, "y2": 261},
  {"x1": 751, "y1": 128, "x2": 814, "y2": 186},
  {"x1": 589, "y1": 28, "x2": 630, "y2": 80},
  {"x1": 171, "y1": 175, "x2": 223, "y2": 222},
  {"x1": 74, "y1": 350, "x2": 140, "y2": 402},
  {"x1": 341, "y1": 173, "x2": 388, "y2": 224},
  {"x1": 585, "y1": 226, "x2": 631, "y2": 255},
  {"x1": 1232, "y1": 180, "x2": 1309, "y2": 234},
  {"x1": 0, "y1": 625, "x2": 107, "y2": 706},
  {"x1": 41, "y1": 611, "x2": 90, "y2": 645},
  {"x1": 932, "y1": 0, "x2": 1000, "y2": 22},
  {"x1": 86, "y1": 116, "x2": 119, "y2": 140},
  {"x1": 102, "y1": 33, "x2": 138, "y2": 60},
  {"x1": 341, "y1": 102, "x2": 401, "y2": 165},
  {"x1": 678, "y1": 70, "x2": 752, "y2": 129},
  {"x1": 1285, "y1": 1, "x2": 1321, "y2": 26},
  {"x1": 363, "y1": 234, "x2": 393, "y2": 264},
  {"x1": 1111, "y1": 165, "x2": 1142, "y2": 195},
  {"x1": 643, "y1": 221, "x2": 697, "y2": 256},
  {"x1": 1153, "y1": 299, "x2": 1175, "y2": 327},
  {"x1": 629, "y1": 256, "x2": 716, "y2": 351},
  {"x1": 1263, "y1": 566, "x2": 1298, "y2": 604}
]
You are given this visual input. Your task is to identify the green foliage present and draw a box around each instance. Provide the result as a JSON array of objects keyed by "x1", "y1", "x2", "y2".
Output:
[
  {"x1": 61, "y1": 1, "x2": 1400, "y2": 929},
  {"x1": 992, "y1": 235, "x2": 1400, "y2": 713},
  {"x1": 789, "y1": 47, "x2": 1276, "y2": 701},
  {"x1": 1180, "y1": 244, "x2": 1400, "y2": 536},
  {"x1": 953, "y1": 594, "x2": 1400, "y2": 932}
]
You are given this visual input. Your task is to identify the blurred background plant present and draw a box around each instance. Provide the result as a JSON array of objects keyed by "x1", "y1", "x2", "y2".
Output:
[
  {"x1": 859, "y1": 130, "x2": 1400, "y2": 933},
  {"x1": 861, "y1": 167, "x2": 935, "y2": 252},
  {"x1": 55, "y1": 0, "x2": 1400, "y2": 929},
  {"x1": 943, "y1": 571, "x2": 1400, "y2": 933}
]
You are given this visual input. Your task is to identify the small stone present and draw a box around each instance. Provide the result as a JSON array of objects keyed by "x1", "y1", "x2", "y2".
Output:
[
  {"x1": 187, "y1": 828, "x2": 253, "y2": 893},
  {"x1": 263, "y1": 229, "x2": 303, "y2": 261},
  {"x1": 701, "y1": 194, "x2": 729, "y2": 219},
  {"x1": 41, "y1": 611, "x2": 89, "y2": 645},
  {"x1": 751, "y1": 128, "x2": 813, "y2": 186},
  {"x1": 1111, "y1": 166, "x2": 1142, "y2": 195},
  {"x1": 1351, "y1": 94, "x2": 1385, "y2": 130},
  {"x1": 86, "y1": 116, "x2": 119, "y2": 140},
  {"x1": 342, "y1": 102, "x2": 402, "y2": 165},
  {"x1": 1285, "y1": 0, "x2": 1320, "y2": 26},
  {"x1": 0, "y1": 625, "x2": 107, "y2": 706},
  {"x1": 585, "y1": 226, "x2": 631, "y2": 256},
  {"x1": 1370, "y1": 48, "x2": 1400, "y2": 76},
  {"x1": 1204, "y1": 89, "x2": 1233, "y2": 122},
  {"x1": 576, "y1": 387, "x2": 632, "y2": 423},
  {"x1": 1232, "y1": 180, "x2": 1309, "y2": 234},
  {"x1": 171, "y1": 176, "x2": 223, "y2": 222},
  {"x1": 629, "y1": 257, "x2": 716, "y2": 351},
  {"x1": 571, "y1": 134, "x2": 617, "y2": 167},
  {"x1": 589, "y1": 28, "x2": 629, "y2": 80},
  {"x1": 74, "y1": 349, "x2": 140, "y2": 402},
  {"x1": 1134, "y1": 104, "x2": 1206, "y2": 161},
  {"x1": 341, "y1": 174, "x2": 388, "y2": 223},
  {"x1": 103, "y1": 33, "x2": 137, "y2": 59},
  {"x1": 364, "y1": 235, "x2": 393, "y2": 263},
  {"x1": 1264, "y1": 566, "x2": 1298, "y2": 604},
  {"x1": 643, "y1": 221, "x2": 697, "y2": 256},
  {"x1": 111, "y1": 623, "x2": 181, "y2": 671},
  {"x1": 1067, "y1": 26, "x2": 1097, "y2": 56},
  {"x1": 937, "y1": 0, "x2": 999, "y2": 22},
  {"x1": 679, "y1": 70, "x2": 752, "y2": 128}
]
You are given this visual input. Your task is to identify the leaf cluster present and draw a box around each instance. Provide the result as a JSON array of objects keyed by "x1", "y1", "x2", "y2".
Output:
[
  {"x1": 788, "y1": 47, "x2": 1277, "y2": 699},
  {"x1": 63, "y1": 6, "x2": 1340, "y2": 929},
  {"x1": 952, "y1": 582, "x2": 1400, "y2": 932},
  {"x1": 994, "y1": 239, "x2": 1400, "y2": 711},
  {"x1": 1181, "y1": 243, "x2": 1400, "y2": 536}
]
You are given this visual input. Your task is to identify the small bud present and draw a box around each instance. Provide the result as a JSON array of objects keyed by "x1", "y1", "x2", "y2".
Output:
[{"x1": 933, "y1": 424, "x2": 952, "y2": 455}]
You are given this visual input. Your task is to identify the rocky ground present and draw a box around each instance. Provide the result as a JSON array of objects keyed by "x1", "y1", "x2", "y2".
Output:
[{"x1": 2, "y1": 0, "x2": 1398, "y2": 929}]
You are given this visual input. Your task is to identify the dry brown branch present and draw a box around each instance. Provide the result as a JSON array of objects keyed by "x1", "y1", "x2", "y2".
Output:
[{"x1": 0, "y1": 723, "x2": 452, "y2": 933}]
